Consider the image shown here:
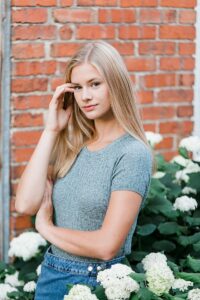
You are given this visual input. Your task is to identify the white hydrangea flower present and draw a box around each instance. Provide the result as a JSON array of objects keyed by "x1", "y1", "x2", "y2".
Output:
[
  {"x1": 23, "y1": 281, "x2": 36, "y2": 292},
  {"x1": 188, "y1": 288, "x2": 200, "y2": 300},
  {"x1": 36, "y1": 264, "x2": 42, "y2": 276},
  {"x1": 5, "y1": 271, "x2": 24, "y2": 287},
  {"x1": 182, "y1": 187, "x2": 197, "y2": 195},
  {"x1": 175, "y1": 170, "x2": 190, "y2": 183},
  {"x1": 145, "y1": 131, "x2": 163, "y2": 147},
  {"x1": 172, "y1": 278, "x2": 193, "y2": 292},
  {"x1": 105, "y1": 276, "x2": 139, "y2": 300},
  {"x1": 152, "y1": 172, "x2": 165, "y2": 179},
  {"x1": 146, "y1": 264, "x2": 175, "y2": 296},
  {"x1": 64, "y1": 284, "x2": 98, "y2": 300},
  {"x1": 179, "y1": 136, "x2": 200, "y2": 153},
  {"x1": 141, "y1": 252, "x2": 167, "y2": 271},
  {"x1": 173, "y1": 196, "x2": 198, "y2": 212},
  {"x1": 171, "y1": 155, "x2": 189, "y2": 167},
  {"x1": 185, "y1": 161, "x2": 200, "y2": 174},
  {"x1": 0, "y1": 283, "x2": 17, "y2": 300},
  {"x1": 8, "y1": 231, "x2": 47, "y2": 261}
]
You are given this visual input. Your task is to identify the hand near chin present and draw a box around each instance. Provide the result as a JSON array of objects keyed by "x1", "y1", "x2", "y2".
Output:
[{"x1": 35, "y1": 179, "x2": 54, "y2": 235}]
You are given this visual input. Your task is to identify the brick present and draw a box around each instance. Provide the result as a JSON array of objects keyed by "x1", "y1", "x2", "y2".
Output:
[
  {"x1": 12, "y1": 8, "x2": 47, "y2": 23},
  {"x1": 177, "y1": 105, "x2": 193, "y2": 117},
  {"x1": 160, "y1": 0, "x2": 196, "y2": 8},
  {"x1": 110, "y1": 42, "x2": 134, "y2": 55},
  {"x1": 60, "y1": 0, "x2": 73, "y2": 5},
  {"x1": 156, "y1": 137, "x2": 173, "y2": 150},
  {"x1": 59, "y1": 25, "x2": 73, "y2": 40},
  {"x1": 77, "y1": 0, "x2": 117, "y2": 5},
  {"x1": 11, "y1": 130, "x2": 42, "y2": 147},
  {"x1": 13, "y1": 61, "x2": 57, "y2": 76},
  {"x1": 12, "y1": 95, "x2": 51, "y2": 110},
  {"x1": 76, "y1": 25, "x2": 115, "y2": 39},
  {"x1": 143, "y1": 123, "x2": 156, "y2": 132},
  {"x1": 12, "y1": 44, "x2": 44, "y2": 59},
  {"x1": 160, "y1": 57, "x2": 181, "y2": 70},
  {"x1": 162, "y1": 151, "x2": 179, "y2": 161},
  {"x1": 54, "y1": 9, "x2": 95, "y2": 23},
  {"x1": 141, "y1": 106, "x2": 176, "y2": 120},
  {"x1": 182, "y1": 57, "x2": 195, "y2": 70},
  {"x1": 179, "y1": 10, "x2": 196, "y2": 24},
  {"x1": 179, "y1": 42, "x2": 195, "y2": 55},
  {"x1": 136, "y1": 91, "x2": 154, "y2": 104},
  {"x1": 12, "y1": 147, "x2": 34, "y2": 163},
  {"x1": 124, "y1": 57, "x2": 156, "y2": 71},
  {"x1": 119, "y1": 26, "x2": 156, "y2": 39},
  {"x1": 12, "y1": 25, "x2": 56, "y2": 40},
  {"x1": 10, "y1": 215, "x2": 32, "y2": 230},
  {"x1": 12, "y1": 78, "x2": 48, "y2": 92},
  {"x1": 143, "y1": 74, "x2": 176, "y2": 88},
  {"x1": 159, "y1": 121, "x2": 193, "y2": 134},
  {"x1": 160, "y1": 25, "x2": 195, "y2": 39},
  {"x1": 162, "y1": 9, "x2": 177, "y2": 23},
  {"x1": 139, "y1": 9, "x2": 161, "y2": 23},
  {"x1": 156, "y1": 89, "x2": 193, "y2": 102},
  {"x1": 12, "y1": 0, "x2": 57, "y2": 6},
  {"x1": 12, "y1": 113, "x2": 44, "y2": 127},
  {"x1": 178, "y1": 74, "x2": 194, "y2": 86},
  {"x1": 139, "y1": 41, "x2": 175, "y2": 55},
  {"x1": 11, "y1": 165, "x2": 26, "y2": 179},
  {"x1": 99, "y1": 9, "x2": 135, "y2": 23},
  {"x1": 120, "y1": 0, "x2": 157, "y2": 7},
  {"x1": 51, "y1": 78, "x2": 65, "y2": 90},
  {"x1": 51, "y1": 43, "x2": 83, "y2": 57},
  {"x1": 58, "y1": 61, "x2": 70, "y2": 74}
]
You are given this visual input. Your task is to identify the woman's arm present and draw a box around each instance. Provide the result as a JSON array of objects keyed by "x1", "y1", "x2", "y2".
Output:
[
  {"x1": 15, "y1": 83, "x2": 75, "y2": 216},
  {"x1": 35, "y1": 181, "x2": 142, "y2": 261}
]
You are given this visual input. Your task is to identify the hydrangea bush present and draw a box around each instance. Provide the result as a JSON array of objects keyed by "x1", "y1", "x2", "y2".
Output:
[{"x1": 0, "y1": 132, "x2": 199, "y2": 300}]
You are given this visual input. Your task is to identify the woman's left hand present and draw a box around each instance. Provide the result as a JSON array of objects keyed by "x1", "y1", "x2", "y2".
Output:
[{"x1": 35, "y1": 179, "x2": 54, "y2": 234}]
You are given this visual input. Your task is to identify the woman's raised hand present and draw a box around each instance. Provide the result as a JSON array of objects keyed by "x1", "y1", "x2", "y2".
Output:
[{"x1": 45, "y1": 83, "x2": 75, "y2": 133}]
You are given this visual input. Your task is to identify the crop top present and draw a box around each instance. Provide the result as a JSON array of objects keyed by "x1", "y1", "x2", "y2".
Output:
[{"x1": 51, "y1": 133, "x2": 153, "y2": 262}]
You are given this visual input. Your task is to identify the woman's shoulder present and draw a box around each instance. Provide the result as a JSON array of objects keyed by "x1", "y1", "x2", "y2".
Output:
[{"x1": 120, "y1": 134, "x2": 152, "y2": 157}]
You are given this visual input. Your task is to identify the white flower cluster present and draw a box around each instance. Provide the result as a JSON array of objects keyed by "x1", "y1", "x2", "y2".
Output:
[
  {"x1": 182, "y1": 187, "x2": 197, "y2": 195},
  {"x1": 175, "y1": 160, "x2": 200, "y2": 184},
  {"x1": 0, "y1": 283, "x2": 17, "y2": 300},
  {"x1": 173, "y1": 196, "x2": 198, "y2": 212},
  {"x1": 188, "y1": 288, "x2": 200, "y2": 300},
  {"x1": 23, "y1": 281, "x2": 36, "y2": 292},
  {"x1": 179, "y1": 136, "x2": 200, "y2": 153},
  {"x1": 152, "y1": 171, "x2": 165, "y2": 179},
  {"x1": 142, "y1": 252, "x2": 175, "y2": 296},
  {"x1": 63, "y1": 285, "x2": 98, "y2": 300},
  {"x1": 8, "y1": 231, "x2": 47, "y2": 261},
  {"x1": 4, "y1": 271, "x2": 24, "y2": 287},
  {"x1": 145, "y1": 131, "x2": 163, "y2": 147},
  {"x1": 172, "y1": 278, "x2": 193, "y2": 292},
  {"x1": 97, "y1": 263, "x2": 139, "y2": 300}
]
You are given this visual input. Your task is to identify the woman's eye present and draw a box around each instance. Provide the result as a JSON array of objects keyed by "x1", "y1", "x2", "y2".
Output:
[
  {"x1": 91, "y1": 82, "x2": 100, "y2": 87},
  {"x1": 74, "y1": 86, "x2": 81, "y2": 91}
]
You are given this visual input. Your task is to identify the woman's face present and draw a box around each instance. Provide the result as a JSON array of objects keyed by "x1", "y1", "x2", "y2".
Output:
[{"x1": 70, "y1": 63, "x2": 112, "y2": 120}]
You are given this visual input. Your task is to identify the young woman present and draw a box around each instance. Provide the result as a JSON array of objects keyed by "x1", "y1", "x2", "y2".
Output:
[{"x1": 15, "y1": 41, "x2": 155, "y2": 299}]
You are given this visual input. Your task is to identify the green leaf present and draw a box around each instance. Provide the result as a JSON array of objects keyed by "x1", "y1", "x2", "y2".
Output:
[
  {"x1": 129, "y1": 272, "x2": 146, "y2": 282},
  {"x1": 178, "y1": 232, "x2": 200, "y2": 247},
  {"x1": 137, "y1": 224, "x2": 157, "y2": 236},
  {"x1": 129, "y1": 251, "x2": 148, "y2": 262},
  {"x1": 137, "y1": 287, "x2": 153, "y2": 300},
  {"x1": 178, "y1": 147, "x2": 189, "y2": 159},
  {"x1": 167, "y1": 261, "x2": 180, "y2": 273},
  {"x1": 188, "y1": 173, "x2": 200, "y2": 191},
  {"x1": 153, "y1": 240, "x2": 176, "y2": 252},
  {"x1": 176, "y1": 272, "x2": 200, "y2": 283},
  {"x1": 185, "y1": 216, "x2": 200, "y2": 226},
  {"x1": 158, "y1": 222, "x2": 179, "y2": 235},
  {"x1": 186, "y1": 255, "x2": 200, "y2": 272},
  {"x1": 193, "y1": 241, "x2": 200, "y2": 252}
]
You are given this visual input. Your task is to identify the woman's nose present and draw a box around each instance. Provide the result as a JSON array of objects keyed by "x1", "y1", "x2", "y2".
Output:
[{"x1": 82, "y1": 87, "x2": 92, "y2": 100}]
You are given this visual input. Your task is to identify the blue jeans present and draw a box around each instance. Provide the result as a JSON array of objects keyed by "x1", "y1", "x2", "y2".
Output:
[{"x1": 35, "y1": 246, "x2": 125, "y2": 300}]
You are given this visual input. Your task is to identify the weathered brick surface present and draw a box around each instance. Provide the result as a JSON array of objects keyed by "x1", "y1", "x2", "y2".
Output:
[{"x1": 10, "y1": 1, "x2": 196, "y2": 235}]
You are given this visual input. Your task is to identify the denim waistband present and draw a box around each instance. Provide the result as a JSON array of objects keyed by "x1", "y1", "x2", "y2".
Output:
[{"x1": 43, "y1": 246, "x2": 126, "y2": 277}]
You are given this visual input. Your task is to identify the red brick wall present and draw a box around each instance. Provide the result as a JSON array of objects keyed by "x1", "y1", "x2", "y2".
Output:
[{"x1": 10, "y1": 0, "x2": 197, "y2": 235}]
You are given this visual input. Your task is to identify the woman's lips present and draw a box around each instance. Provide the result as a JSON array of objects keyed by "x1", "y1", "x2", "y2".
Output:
[{"x1": 83, "y1": 104, "x2": 98, "y2": 111}]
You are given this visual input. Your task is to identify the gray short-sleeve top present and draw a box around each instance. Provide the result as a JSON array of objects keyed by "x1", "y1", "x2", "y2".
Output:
[{"x1": 51, "y1": 133, "x2": 153, "y2": 262}]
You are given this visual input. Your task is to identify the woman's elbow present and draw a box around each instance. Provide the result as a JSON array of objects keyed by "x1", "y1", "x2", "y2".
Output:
[{"x1": 15, "y1": 198, "x2": 36, "y2": 216}]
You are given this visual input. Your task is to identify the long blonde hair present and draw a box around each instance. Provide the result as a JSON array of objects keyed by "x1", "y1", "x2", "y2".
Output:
[{"x1": 50, "y1": 41, "x2": 156, "y2": 180}]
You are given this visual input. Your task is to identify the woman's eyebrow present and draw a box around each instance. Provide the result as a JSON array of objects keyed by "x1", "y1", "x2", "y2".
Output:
[{"x1": 71, "y1": 77, "x2": 101, "y2": 85}]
